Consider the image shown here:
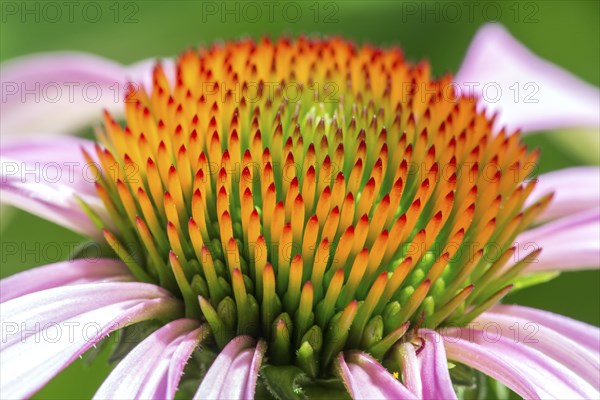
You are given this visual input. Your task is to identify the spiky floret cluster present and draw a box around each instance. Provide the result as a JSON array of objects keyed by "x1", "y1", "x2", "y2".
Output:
[{"x1": 84, "y1": 37, "x2": 550, "y2": 377}]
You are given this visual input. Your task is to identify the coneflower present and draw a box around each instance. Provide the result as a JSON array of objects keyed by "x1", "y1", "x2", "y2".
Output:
[
  {"x1": 1, "y1": 24, "x2": 599, "y2": 399},
  {"x1": 94, "y1": 33, "x2": 544, "y2": 374}
]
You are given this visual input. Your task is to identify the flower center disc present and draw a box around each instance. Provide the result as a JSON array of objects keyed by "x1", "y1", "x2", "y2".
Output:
[{"x1": 87, "y1": 37, "x2": 549, "y2": 375}]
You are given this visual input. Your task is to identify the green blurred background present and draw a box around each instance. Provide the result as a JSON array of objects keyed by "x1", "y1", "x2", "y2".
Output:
[{"x1": 1, "y1": 0, "x2": 599, "y2": 398}]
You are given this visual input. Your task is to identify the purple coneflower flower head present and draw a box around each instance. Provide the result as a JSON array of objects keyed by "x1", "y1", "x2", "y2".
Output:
[{"x1": 1, "y1": 24, "x2": 599, "y2": 399}]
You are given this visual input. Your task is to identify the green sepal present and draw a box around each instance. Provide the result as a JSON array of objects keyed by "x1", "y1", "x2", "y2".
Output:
[
  {"x1": 302, "y1": 378, "x2": 352, "y2": 400},
  {"x1": 107, "y1": 320, "x2": 163, "y2": 364},
  {"x1": 260, "y1": 365, "x2": 309, "y2": 400},
  {"x1": 256, "y1": 375, "x2": 351, "y2": 400}
]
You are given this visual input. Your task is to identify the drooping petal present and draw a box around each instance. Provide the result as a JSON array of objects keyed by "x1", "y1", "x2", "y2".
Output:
[
  {"x1": 525, "y1": 167, "x2": 600, "y2": 221},
  {"x1": 191, "y1": 336, "x2": 252, "y2": 399},
  {"x1": 94, "y1": 319, "x2": 206, "y2": 400},
  {"x1": 455, "y1": 24, "x2": 600, "y2": 134},
  {"x1": 192, "y1": 336, "x2": 266, "y2": 400},
  {"x1": 476, "y1": 311, "x2": 600, "y2": 390},
  {"x1": 165, "y1": 325, "x2": 210, "y2": 398},
  {"x1": 443, "y1": 328, "x2": 598, "y2": 399},
  {"x1": 417, "y1": 330, "x2": 457, "y2": 400},
  {"x1": 1, "y1": 136, "x2": 107, "y2": 237},
  {"x1": 394, "y1": 331, "x2": 457, "y2": 400},
  {"x1": 396, "y1": 342, "x2": 422, "y2": 399},
  {"x1": 490, "y1": 304, "x2": 600, "y2": 355},
  {"x1": 0, "y1": 52, "x2": 173, "y2": 136},
  {"x1": 216, "y1": 350, "x2": 254, "y2": 399},
  {"x1": 244, "y1": 339, "x2": 267, "y2": 400},
  {"x1": 514, "y1": 209, "x2": 600, "y2": 272},
  {"x1": 443, "y1": 331, "x2": 539, "y2": 399},
  {"x1": 0, "y1": 282, "x2": 181, "y2": 399},
  {"x1": 335, "y1": 351, "x2": 417, "y2": 399},
  {"x1": 0, "y1": 258, "x2": 132, "y2": 303}
]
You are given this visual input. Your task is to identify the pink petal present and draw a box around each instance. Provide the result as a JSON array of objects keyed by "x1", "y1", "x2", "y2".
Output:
[
  {"x1": 456, "y1": 24, "x2": 600, "y2": 134},
  {"x1": 491, "y1": 304, "x2": 600, "y2": 356},
  {"x1": 1, "y1": 136, "x2": 107, "y2": 237},
  {"x1": 525, "y1": 167, "x2": 600, "y2": 222},
  {"x1": 1, "y1": 282, "x2": 174, "y2": 347},
  {"x1": 164, "y1": 327, "x2": 211, "y2": 398},
  {"x1": 336, "y1": 351, "x2": 417, "y2": 399},
  {"x1": 417, "y1": 330, "x2": 457, "y2": 400},
  {"x1": 216, "y1": 350, "x2": 254, "y2": 398},
  {"x1": 397, "y1": 342, "x2": 422, "y2": 398},
  {"x1": 443, "y1": 331, "x2": 539, "y2": 399},
  {"x1": 443, "y1": 328, "x2": 598, "y2": 399},
  {"x1": 0, "y1": 258, "x2": 132, "y2": 303},
  {"x1": 192, "y1": 336, "x2": 253, "y2": 399},
  {"x1": 0, "y1": 282, "x2": 181, "y2": 399},
  {"x1": 476, "y1": 311, "x2": 600, "y2": 390},
  {"x1": 217, "y1": 340, "x2": 267, "y2": 400},
  {"x1": 0, "y1": 52, "x2": 172, "y2": 136},
  {"x1": 94, "y1": 319, "x2": 205, "y2": 400},
  {"x1": 244, "y1": 339, "x2": 267, "y2": 399},
  {"x1": 514, "y1": 209, "x2": 600, "y2": 272},
  {"x1": 192, "y1": 336, "x2": 267, "y2": 400}
]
